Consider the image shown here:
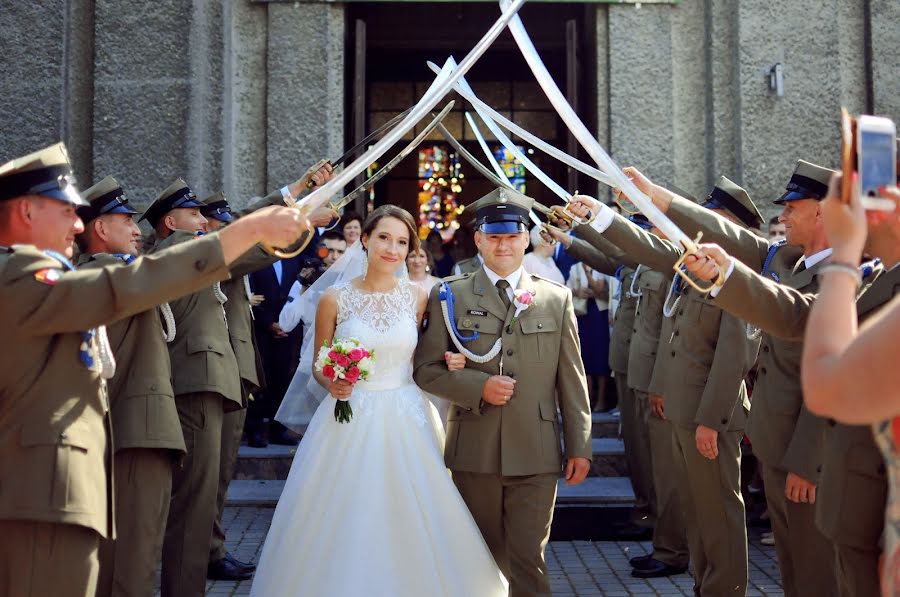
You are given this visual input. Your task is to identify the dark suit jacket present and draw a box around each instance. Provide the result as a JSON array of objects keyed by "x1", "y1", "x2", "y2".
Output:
[{"x1": 250, "y1": 258, "x2": 304, "y2": 330}]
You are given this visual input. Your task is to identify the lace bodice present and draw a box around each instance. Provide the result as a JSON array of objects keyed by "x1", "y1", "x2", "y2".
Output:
[{"x1": 334, "y1": 279, "x2": 419, "y2": 391}]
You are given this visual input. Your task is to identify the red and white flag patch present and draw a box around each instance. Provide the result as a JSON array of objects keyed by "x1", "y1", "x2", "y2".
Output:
[{"x1": 34, "y1": 268, "x2": 63, "y2": 285}]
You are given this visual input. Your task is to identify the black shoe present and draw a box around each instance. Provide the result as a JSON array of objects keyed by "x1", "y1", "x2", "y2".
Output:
[
  {"x1": 629, "y1": 553, "x2": 654, "y2": 568},
  {"x1": 630, "y1": 559, "x2": 688, "y2": 578},
  {"x1": 269, "y1": 429, "x2": 300, "y2": 446},
  {"x1": 224, "y1": 552, "x2": 256, "y2": 573},
  {"x1": 207, "y1": 557, "x2": 254, "y2": 581}
]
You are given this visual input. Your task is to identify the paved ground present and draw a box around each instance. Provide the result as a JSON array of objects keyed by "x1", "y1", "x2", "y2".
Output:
[{"x1": 157, "y1": 506, "x2": 784, "y2": 596}]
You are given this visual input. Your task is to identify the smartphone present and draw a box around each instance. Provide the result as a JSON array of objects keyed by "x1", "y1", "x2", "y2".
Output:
[{"x1": 856, "y1": 115, "x2": 897, "y2": 211}]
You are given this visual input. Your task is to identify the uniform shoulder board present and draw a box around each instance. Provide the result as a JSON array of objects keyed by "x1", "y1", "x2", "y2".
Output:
[
  {"x1": 860, "y1": 258, "x2": 883, "y2": 281},
  {"x1": 529, "y1": 272, "x2": 566, "y2": 288},
  {"x1": 441, "y1": 272, "x2": 472, "y2": 283}
]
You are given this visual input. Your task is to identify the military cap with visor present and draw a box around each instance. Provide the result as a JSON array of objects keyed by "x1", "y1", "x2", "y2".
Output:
[
  {"x1": 702, "y1": 175, "x2": 763, "y2": 229},
  {"x1": 774, "y1": 159, "x2": 837, "y2": 204},
  {"x1": 0, "y1": 142, "x2": 85, "y2": 206},
  {"x1": 77, "y1": 175, "x2": 140, "y2": 226},
  {"x1": 468, "y1": 187, "x2": 534, "y2": 234},
  {"x1": 200, "y1": 191, "x2": 234, "y2": 223},
  {"x1": 138, "y1": 178, "x2": 205, "y2": 228}
]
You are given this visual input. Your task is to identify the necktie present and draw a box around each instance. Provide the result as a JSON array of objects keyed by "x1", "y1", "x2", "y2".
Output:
[{"x1": 496, "y1": 279, "x2": 512, "y2": 310}]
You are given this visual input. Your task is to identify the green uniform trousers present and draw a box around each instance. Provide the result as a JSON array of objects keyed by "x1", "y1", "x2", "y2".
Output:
[
  {"x1": 834, "y1": 542, "x2": 880, "y2": 597},
  {"x1": 759, "y1": 464, "x2": 837, "y2": 597},
  {"x1": 617, "y1": 371, "x2": 655, "y2": 527},
  {"x1": 97, "y1": 448, "x2": 173, "y2": 597},
  {"x1": 452, "y1": 471, "x2": 558, "y2": 597},
  {"x1": 638, "y1": 390, "x2": 688, "y2": 569},
  {"x1": 209, "y1": 405, "x2": 247, "y2": 562},
  {"x1": 671, "y1": 424, "x2": 747, "y2": 595},
  {"x1": 161, "y1": 392, "x2": 224, "y2": 597},
  {"x1": 0, "y1": 520, "x2": 99, "y2": 597}
]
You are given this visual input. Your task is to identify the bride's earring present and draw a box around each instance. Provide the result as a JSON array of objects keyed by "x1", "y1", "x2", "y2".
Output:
[{"x1": 425, "y1": 265, "x2": 431, "y2": 273}]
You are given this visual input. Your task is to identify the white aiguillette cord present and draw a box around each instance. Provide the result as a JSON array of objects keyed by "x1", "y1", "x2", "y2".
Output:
[
  {"x1": 160, "y1": 303, "x2": 176, "y2": 343},
  {"x1": 95, "y1": 325, "x2": 117, "y2": 379}
]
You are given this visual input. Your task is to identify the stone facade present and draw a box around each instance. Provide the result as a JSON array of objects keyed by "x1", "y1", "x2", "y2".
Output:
[{"x1": 1, "y1": 0, "x2": 896, "y2": 222}]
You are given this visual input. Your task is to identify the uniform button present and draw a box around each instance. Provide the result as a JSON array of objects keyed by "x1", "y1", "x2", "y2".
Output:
[
  {"x1": 207, "y1": 344, "x2": 213, "y2": 349},
  {"x1": 509, "y1": 373, "x2": 515, "y2": 379},
  {"x1": 506, "y1": 327, "x2": 513, "y2": 335},
  {"x1": 537, "y1": 323, "x2": 543, "y2": 329},
  {"x1": 474, "y1": 324, "x2": 480, "y2": 329},
  {"x1": 828, "y1": 419, "x2": 836, "y2": 427},
  {"x1": 150, "y1": 384, "x2": 158, "y2": 391},
  {"x1": 763, "y1": 346, "x2": 770, "y2": 353},
  {"x1": 194, "y1": 259, "x2": 207, "y2": 271},
  {"x1": 678, "y1": 309, "x2": 684, "y2": 315},
  {"x1": 674, "y1": 330, "x2": 679, "y2": 337},
  {"x1": 506, "y1": 349, "x2": 513, "y2": 356},
  {"x1": 59, "y1": 432, "x2": 68, "y2": 440},
  {"x1": 670, "y1": 351, "x2": 675, "y2": 357},
  {"x1": 760, "y1": 367, "x2": 767, "y2": 375},
  {"x1": 650, "y1": 352, "x2": 656, "y2": 356},
  {"x1": 721, "y1": 418, "x2": 728, "y2": 425},
  {"x1": 817, "y1": 465, "x2": 823, "y2": 473}
]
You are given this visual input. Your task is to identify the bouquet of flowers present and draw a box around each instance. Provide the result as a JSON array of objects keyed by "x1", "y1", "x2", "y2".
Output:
[{"x1": 315, "y1": 338, "x2": 374, "y2": 423}]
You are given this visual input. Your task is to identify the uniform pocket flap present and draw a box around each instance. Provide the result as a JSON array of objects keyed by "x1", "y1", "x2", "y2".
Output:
[
  {"x1": 456, "y1": 317, "x2": 501, "y2": 335},
  {"x1": 520, "y1": 317, "x2": 558, "y2": 334},
  {"x1": 21, "y1": 422, "x2": 91, "y2": 449},
  {"x1": 186, "y1": 336, "x2": 226, "y2": 355},
  {"x1": 539, "y1": 401, "x2": 558, "y2": 422},
  {"x1": 636, "y1": 270, "x2": 666, "y2": 291}
]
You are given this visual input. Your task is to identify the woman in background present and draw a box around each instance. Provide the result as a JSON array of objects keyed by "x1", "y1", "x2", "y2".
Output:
[{"x1": 567, "y1": 261, "x2": 612, "y2": 412}]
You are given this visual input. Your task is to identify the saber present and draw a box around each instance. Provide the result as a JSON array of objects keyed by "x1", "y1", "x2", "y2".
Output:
[
  {"x1": 462, "y1": 111, "x2": 554, "y2": 239},
  {"x1": 331, "y1": 107, "x2": 412, "y2": 168},
  {"x1": 262, "y1": 0, "x2": 527, "y2": 258},
  {"x1": 499, "y1": 0, "x2": 721, "y2": 292},
  {"x1": 331, "y1": 102, "x2": 456, "y2": 211},
  {"x1": 426, "y1": 60, "x2": 616, "y2": 191}
]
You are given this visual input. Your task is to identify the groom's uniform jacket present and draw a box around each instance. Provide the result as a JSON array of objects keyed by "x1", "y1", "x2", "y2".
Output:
[{"x1": 413, "y1": 266, "x2": 592, "y2": 475}]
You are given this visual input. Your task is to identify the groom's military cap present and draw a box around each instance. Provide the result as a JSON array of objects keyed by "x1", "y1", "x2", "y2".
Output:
[
  {"x1": 200, "y1": 191, "x2": 234, "y2": 223},
  {"x1": 139, "y1": 178, "x2": 204, "y2": 227},
  {"x1": 77, "y1": 176, "x2": 140, "y2": 226},
  {"x1": 0, "y1": 142, "x2": 85, "y2": 206},
  {"x1": 628, "y1": 214, "x2": 653, "y2": 230},
  {"x1": 774, "y1": 159, "x2": 836, "y2": 204},
  {"x1": 469, "y1": 187, "x2": 533, "y2": 234},
  {"x1": 702, "y1": 176, "x2": 763, "y2": 229}
]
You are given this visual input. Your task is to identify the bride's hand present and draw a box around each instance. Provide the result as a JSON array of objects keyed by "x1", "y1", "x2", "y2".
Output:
[
  {"x1": 329, "y1": 379, "x2": 354, "y2": 400},
  {"x1": 444, "y1": 352, "x2": 467, "y2": 371}
]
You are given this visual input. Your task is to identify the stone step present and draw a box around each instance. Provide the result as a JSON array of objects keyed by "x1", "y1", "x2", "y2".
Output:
[
  {"x1": 590, "y1": 410, "x2": 620, "y2": 438},
  {"x1": 226, "y1": 476, "x2": 635, "y2": 508},
  {"x1": 234, "y1": 437, "x2": 628, "y2": 480}
]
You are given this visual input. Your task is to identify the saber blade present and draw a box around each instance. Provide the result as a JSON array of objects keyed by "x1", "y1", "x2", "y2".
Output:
[
  {"x1": 331, "y1": 107, "x2": 413, "y2": 167},
  {"x1": 294, "y1": 0, "x2": 527, "y2": 219},
  {"x1": 499, "y1": 0, "x2": 690, "y2": 249}
]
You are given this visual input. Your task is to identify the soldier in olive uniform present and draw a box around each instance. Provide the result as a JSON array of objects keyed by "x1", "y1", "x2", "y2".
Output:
[
  {"x1": 144, "y1": 180, "x2": 249, "y2": 595},
  {"x1": 414, "y1": 189, "x2": 592, "y2": 597},
  {"x1": 646, "y1": 161, "x2": 839, "y2": 596},
  {"x1": 452, "y1": 254, "x2": 483, "y2": 276},
  {"x1": 549, "y1": 220, "x2": 656, "y2": 534},
  {"x1": 568, "y1": 179, "x2": 762, "y2": 596},
  {"x1": 556, "y1": 217, "x2": 689, "y2": 577},
  {"x1": 202, "y1": 192, "x2": 261, "y2": 581},
  {"x1": 678, "y1": 183, "x2": 892, "y2": 596},
  {"x1": 73, "y1": 176, "x2": 190, "y2": 596},
  {"x1": 0, "y1": 143, "x2": 309, "y2": 597}
]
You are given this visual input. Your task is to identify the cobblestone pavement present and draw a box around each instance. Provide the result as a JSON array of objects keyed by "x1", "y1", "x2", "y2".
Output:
[{"x1": 157, "y1": 507, "x2": 783, "y2": 596}]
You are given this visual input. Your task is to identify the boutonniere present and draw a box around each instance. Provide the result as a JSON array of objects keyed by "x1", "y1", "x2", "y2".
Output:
[{"x1": 509, "y1": 289, "x2": 535, "y2": 327}]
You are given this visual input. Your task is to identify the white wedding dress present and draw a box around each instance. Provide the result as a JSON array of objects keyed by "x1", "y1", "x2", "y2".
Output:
[{"x1": 249, "y1": 279, "x2": 508, "y2": 597}]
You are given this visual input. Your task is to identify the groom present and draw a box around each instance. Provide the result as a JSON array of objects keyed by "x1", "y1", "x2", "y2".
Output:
[{"x1": 414, "y1": 188, "x2": 592, "y2": 596}]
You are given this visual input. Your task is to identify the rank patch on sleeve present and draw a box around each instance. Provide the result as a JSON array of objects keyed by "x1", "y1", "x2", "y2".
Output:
[{"x1": 34, "y1": 268, "x2": 63, "y2": 285}]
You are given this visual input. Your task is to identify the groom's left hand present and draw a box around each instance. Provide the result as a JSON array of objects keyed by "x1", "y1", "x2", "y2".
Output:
[{"x1": 564, "y1": 457, "x2": 591, "y2": 485}]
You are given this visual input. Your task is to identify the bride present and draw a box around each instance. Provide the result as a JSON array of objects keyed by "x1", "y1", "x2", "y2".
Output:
[{"x1": 250, "y1": 205, "x2": 508, "y2": 596}]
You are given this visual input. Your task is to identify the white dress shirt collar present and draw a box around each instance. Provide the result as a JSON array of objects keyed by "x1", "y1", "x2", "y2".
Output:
[
  {"x1": 798, "y1": 247, "x2": 833, "y2": 271},
  {"x1": 482, "y1": 264, "x2": 525, "y2": 298}
]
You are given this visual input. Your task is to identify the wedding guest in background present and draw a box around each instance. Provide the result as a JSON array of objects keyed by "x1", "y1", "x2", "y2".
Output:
[
  {"x1": 407, "y1": 246, "x2": 441, "y2": 295},
  {"x1": 768, "y1": 215, "x2": 786, "y2": 242},
  {"x1": 426, "y1": 229, "x2": 455, "y2": 277},
  {"x1": 567, "y1": 261, "x2": 612, "y2": 411},
  {"x1": 341, "y1": 211, "x2": 363, "y2": 246},
  {"x1": 523, "y1": 225, "x2": 564, "y2": 284}
]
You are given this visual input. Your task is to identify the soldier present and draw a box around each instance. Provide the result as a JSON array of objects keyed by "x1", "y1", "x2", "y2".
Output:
[
  {"x1": 554, "y1": 217, "x2": 689, "y2": 577},
  {"x1": 567, "y1": 178, "x2": 762, "y2": 596},
  {"x1": 201, "y1": 192, "x2": 261, "y2": 581},
  {"x1": 0, "y1": 143, "x2": 308, "y2": 597},
  {"x1": 678, "y1": 181, "x2": 891, "y2": 596},
  {"x1": 413, "y1": 188, "x2": 592, "y2": 596},
  {"x1": 547, "y1": 219, "x2": 655, "y2": 537},
  {"x1": 73, "y1": 176, "x2": 190, "y2": 597},
  {"x1": 633, "y1": 161, "x2": 839, "y2": 596}
]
